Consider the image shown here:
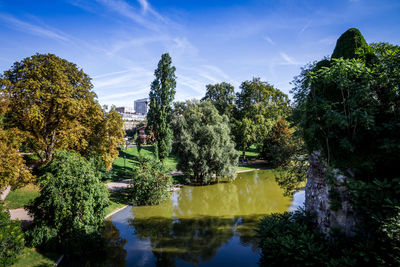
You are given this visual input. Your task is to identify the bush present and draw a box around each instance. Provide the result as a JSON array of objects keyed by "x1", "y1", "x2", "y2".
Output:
[
  {"x1": 258, "y1": 210, "x2": 329, "y2": 266},
  {"x1": 129, "y1": 159, "x2": 171, "y2": 206},
  {"x1": 258, "y1": 209, "x2": 400, "y2": 266},
  {"x1": 26, "y1": 150, "x2": 109, "y2": 254},
  {"x1": 0, "y1": 204, "x2": 24, "y2": 266}
]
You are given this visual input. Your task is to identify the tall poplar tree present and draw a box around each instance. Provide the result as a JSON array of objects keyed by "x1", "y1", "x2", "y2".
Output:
[{"x1": 147, "y1": 53, "x2": 176, "y2": 161}]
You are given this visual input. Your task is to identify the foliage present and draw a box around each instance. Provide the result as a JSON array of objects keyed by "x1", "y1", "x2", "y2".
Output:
[
  {"x1": 26, "y1": 151, "x2": 109, "y2": 254},
  {"x1": 128, "y1": 158, "x2": 171, "y2": 206},
  {"x1": 172, "y1": 100, "x2": 238, "y2": 184},
  {"x1": 86, "y1": 106, "x2": 125, "y2": 170},
  {"x1": 0, "y1": 126, "x2": 33, "y2": 188},
  {"x1": 258, "y1": 210, "x2": 329, "y2": 266},
  {"x1": 275, "y1": 159, "x2": 308, "y2": 197},
  {"x1": 0, "y1": 53, "x2": 124, "y2": 170},
  {"x1": 331, "y1": 28, "x2": 372, "y2": 60},
  {"x1": 258, "y1": 209, "x2": 400, "y2": 266},
  {"x1": 0, "y1": 204, "x2": 24, "y2": 266},
  {"x1": 234, "y1": 77, "x2": 291, "y2": 158},
  {"x1": 201, "y1": 82, "x2": 235, "y2": 117},
  {"x1": 147, "y1": 53, "x2": 176, "y2": 161},
  {"x1": 290, "y1": 28, "x2": 400, "y2": 263},
  {"x1": 260, "y1": 118, "x2": 296, "y2": 168}
]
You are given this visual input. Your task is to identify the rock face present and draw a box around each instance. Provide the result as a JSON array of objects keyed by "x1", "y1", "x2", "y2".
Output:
[{"x1": 305, "y1": 152, "x2": 357, "y2": 236}]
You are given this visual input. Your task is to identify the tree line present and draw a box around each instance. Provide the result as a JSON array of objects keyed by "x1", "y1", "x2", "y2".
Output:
[{"x1": 146, "y1": 53, "x2": 294, "y2": 185}]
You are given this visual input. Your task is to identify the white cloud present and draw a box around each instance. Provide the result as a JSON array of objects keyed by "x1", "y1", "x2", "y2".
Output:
[
  {"x1": 0, "y1": 14, "x2": 70, "y2": 41},
  {"x1": 99, "y1": 88, "x2": 148, "y2": 100},
  {"x1": 279, "y1": 52, "x2": 300, "y2": 65},
  {"x1": 264, "y1": 36, "x2": 275, "y2": 45},
  {"x1": 137, "y1": 0, "x2": 149, "y2": 13},
  {"x1": 299, "y1": 20, "x2": 312, "y2": 35}
]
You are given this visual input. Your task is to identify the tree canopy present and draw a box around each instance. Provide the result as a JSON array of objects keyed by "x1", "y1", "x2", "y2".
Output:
[
  {"x1": 172, "y1": 100, "x2": 238, "y2": 184},
  {"x1": 234, "y1": 77, "x2": 291, "y2": 158},
  {"x1": 26, "y1": 150, "x2": 109, "y2": 254},
  {"x1": 291, "y1": 28, "x2": 400, "y2": 264},
  {"x1": 201, "y1": 82, "x2": 235, "y2": 117},
  {"x1": 0, "y1": 53, "x2": 124, "y2": 171},
  {"x1": 147, "y1": 53, "x2": 176, "y2": 161},
  {"x1": 0, "y1": 125, "x2": 33, "y2": 188}
]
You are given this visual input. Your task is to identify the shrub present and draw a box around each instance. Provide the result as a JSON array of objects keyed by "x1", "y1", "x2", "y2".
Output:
[
  {"x1": 129, "y1": 159, "x2": 171, "y2": 206},
  {"x1": 257, "y1": 210, "x2": 329, "y2": 266},
  {"x1": 26, "y1": 150, "x2": 109, "y2": 254},
  {"x1": 0, "y1": 203, "x2": 24, "y2": 266},
  {"x1": 258, "y1": 209, "x2": 400, "y2": 266}
]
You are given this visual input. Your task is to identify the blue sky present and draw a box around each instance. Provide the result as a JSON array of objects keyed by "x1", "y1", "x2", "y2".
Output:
[{"x1": 0, "y1": 0, "x2": 399, "y2": 107}]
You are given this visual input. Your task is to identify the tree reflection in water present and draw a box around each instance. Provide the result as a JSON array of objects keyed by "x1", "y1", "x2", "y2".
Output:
[
  {"x1": 60, "y1": 220, "x2": 127, "y2": 266},
  {"x1": 129, "y1": 215, "x2": 261, "y2": 266}
]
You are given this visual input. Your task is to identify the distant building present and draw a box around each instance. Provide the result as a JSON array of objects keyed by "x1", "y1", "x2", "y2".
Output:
[
  {"x1": 115, "y1": 106, "x2": 134, "y2": 114},
  {"x1": 134, "y1": 98, "x2": 149, "y2": 115},
  {"x1": 137, "y1": 124, "x2": 148, "y2": 144},
  {"x1": 115, "y1": 106, "x2": 145, "y2": 131}
]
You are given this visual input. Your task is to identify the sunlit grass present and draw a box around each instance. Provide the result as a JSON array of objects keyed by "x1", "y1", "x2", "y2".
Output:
[
  {"x1": 13, "y1": 247, "x2": 59, "y2": 267},
  {"x1": 4, "y1": 184, "x2": 39, "y2": 209}
]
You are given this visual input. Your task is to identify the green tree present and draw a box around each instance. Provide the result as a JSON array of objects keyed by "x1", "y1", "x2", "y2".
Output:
[
  {"x1": 260, "y1": 118, "x2": 296, "y2": 168},
  {"x1": 0, "y1": 53, "x2": 124, "y2": 170},
  {"x1": 234, "y1": 77, "x2": 290, "y2": 159},
  {"x1": 0, "y1": 204, "x2": 24, "y2": 266},
  {"x1": 290, "y1": 28, "x2": 400, "y2": 264},
  {"x1": 201, "y1": 82, "x2": 235, "y2": 117},
  {"x1": 147, "y1": 53, "x2": 176, "y2": 161},
  {"x1": 172, "y1": 100, "x2": 238, "y2": 184},
  {"x1": 26, "y1": 150, "x2": 109, "y2": 254},
  {"x1": 129, "y1": 158, "x2": 171, "y2": 206}
]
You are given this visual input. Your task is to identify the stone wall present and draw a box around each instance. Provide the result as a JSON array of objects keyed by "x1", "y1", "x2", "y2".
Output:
[{"x1": 305, "y1": 152, "x2": 357, "y2": 236}]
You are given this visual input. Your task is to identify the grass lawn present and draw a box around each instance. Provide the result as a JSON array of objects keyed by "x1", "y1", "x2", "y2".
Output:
[
  {"x1": 4, "y1": 184, "x2": 39, "y2": 209},
  {"x1": 111, "y1": 146, "x2": 179, "y2": 180},
  {"x1": 13, "y1": 247, "x2": 59, "y2": 267},
  {"x1": 238, "y1": 144, "x2": 259, "y2": 159},
  {"x1": 111, "y1": 144, "x2": 262, "y2": 181},
  {"x1": 105, "y1": 189, "x2": 131, "y2": 216}
]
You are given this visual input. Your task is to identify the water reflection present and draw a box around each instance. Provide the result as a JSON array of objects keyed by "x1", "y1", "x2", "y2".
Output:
[
  {"x1": 59, "y1": 220, "x2": 127, "y2": 266},
  {"x1": 102, "y1": 170, "x2": 303, "y2": 266}
]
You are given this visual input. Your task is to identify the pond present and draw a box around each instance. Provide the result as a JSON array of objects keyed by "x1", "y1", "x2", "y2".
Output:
[{"x1": 68, "y1": 170, "x2": 304, "y2": 266}]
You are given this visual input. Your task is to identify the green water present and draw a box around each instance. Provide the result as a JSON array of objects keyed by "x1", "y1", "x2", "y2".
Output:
[
  {"x1": 62, "y1": 170, "x2": 303, "y2": 266},
  {"x1": 133, "y1": 169, "x2": 293, "y2": 219}
]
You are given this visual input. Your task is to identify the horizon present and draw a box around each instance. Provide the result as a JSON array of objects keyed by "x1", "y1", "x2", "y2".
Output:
[{"x1": 0, "y1": 0, "x2": 399, "y2": 108}]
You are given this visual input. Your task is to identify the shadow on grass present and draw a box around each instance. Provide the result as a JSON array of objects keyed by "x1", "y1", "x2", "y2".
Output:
[
  {"x1": 110, "y1": 165, "x2": 134, "y2": 181},
  {"x1": 109, "y1": 188, "x2": 131, "y2": 206}
]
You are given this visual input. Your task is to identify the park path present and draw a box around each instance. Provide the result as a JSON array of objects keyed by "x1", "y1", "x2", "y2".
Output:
[{"x1": 7, "y1": 180, "x2": 133, "y2": 223}]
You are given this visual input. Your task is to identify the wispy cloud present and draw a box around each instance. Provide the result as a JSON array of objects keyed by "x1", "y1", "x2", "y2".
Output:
[
  {"x1": 96, "y1": 0, "x2": 164, "y2": 31},
  {"x1": 137, "y1": 0, "x2": 149, "y2": 13},
  {"x1": 279, "y1": 52, "x2": 300, "y2": 65},
  {"x1": 137, "y1": 0, "x2": 164, "y2": 21},
  {"x1": 299, "y1": 20, "x2": 312, "y2": 35},
  {"x1": 264, "y1": 36, "x2": 275, "y2": 45},
  {"x1": 99, "y1": 88, "x2": 148, "y2": 100},
  {"x1": 0, "y1": 14, "x2": 70, "y2": 41},
  {"x1": 319, "y1": 37, "x2": 336, "y2": 45},
  {"x1": 93, "y1": 66, "x2": 153, "y2": 89}
]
